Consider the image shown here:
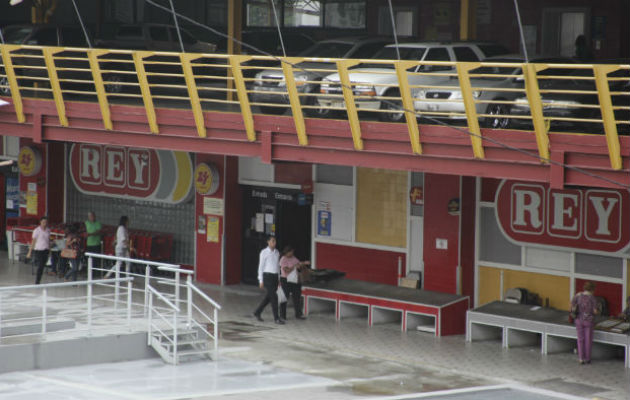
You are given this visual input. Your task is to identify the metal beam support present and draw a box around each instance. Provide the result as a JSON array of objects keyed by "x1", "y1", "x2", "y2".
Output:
[
  {"x1": 456, "y1": 62, "x2": 484, "y2": 158},
  {"x1": 336, "y1": 59, "x2": 363, "y2": 151},
  {"x1": 522, "y1": 63, "x2": 550, "y2": 162},
  {"x1": 593, "y1": 65, "x2": 622, "y2": 170},
  {"x1": 394, "y1": 61, "x2": 422, "y2": 155},
  {"x1": 87, "y1": 49, "x2": 113, "y2": 131},
  {"x1": 229, "y1": 55, "x2": 256, "y2": 142},
  {"x1": 132, "y1": 51, "x2": 159, "y2": 134},
  {"x1": 282, "y1": 59, "x2": 308, "y2": 146},
  {"x1": 42, "y1": 47, "x2": 68, "y2": 127},
  {"x1": 180, "y1": 53, "x2": 206, "y2": 138},
  {"x1": 0, "y1": 45, "x2": 25, "y2": 123}
]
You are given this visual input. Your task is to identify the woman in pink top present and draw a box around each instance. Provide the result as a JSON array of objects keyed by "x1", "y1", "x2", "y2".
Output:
[
  {"x1": 27, "y1": 216, "x2": 51, "y2": 285},
  {"x1": 279, "y1": 245, "x2": 310, "y2": 321}
]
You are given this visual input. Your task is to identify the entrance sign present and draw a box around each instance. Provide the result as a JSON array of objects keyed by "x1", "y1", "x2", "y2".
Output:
[
  {"x1": 495, "y1": 180, "x2": 630, "y2": 253},
  {"x1": 69, "y1": 144, "x2": 193, "y2": 204}
]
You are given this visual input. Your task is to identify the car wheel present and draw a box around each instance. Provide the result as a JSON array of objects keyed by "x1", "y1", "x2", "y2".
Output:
[
  {"x1": 0, "y1": 76, "x2": 11, "y2": 96},
  {"x1": 303, "y1": 92, "x2": 334, "y2": 118},
  {"x1": 485, "y1": 102, "x2": 511, "y2": 129},
  {"x1": 104, "y1": 74, "x2": 125, "y2": 94},
  {"x1": 379, "y1": 90, "x2": 405, "y2": 123},
  {"x1": 259, "y1": 105, "x2": 287, "y2": 115}
]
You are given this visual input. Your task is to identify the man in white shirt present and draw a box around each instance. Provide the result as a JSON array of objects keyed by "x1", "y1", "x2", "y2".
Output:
[
  {"x1": 27, "y1": 216, "x2": 50, "y2": 284},
  {"x1": 253, "y1": 236, "x2": 284, "y2": 324}
]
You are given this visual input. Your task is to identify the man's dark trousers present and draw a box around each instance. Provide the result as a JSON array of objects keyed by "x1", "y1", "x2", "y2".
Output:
[{"x1": 254, "y1": 272, "x2": 280, "y2": 320}]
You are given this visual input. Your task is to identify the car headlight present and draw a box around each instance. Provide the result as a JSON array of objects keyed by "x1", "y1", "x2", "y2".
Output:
[
  {"x1": 353, "y1": 84, "x2": 376, "y2": 96},
  {"x1": 414, "y1": 89, "x2": 426, "y2": 99},
  {"x1": 254, "y1": 72, "x2": 264, "y2": 86},
  {"x1": 278, "y1": 74, "x2": 308, "y2": 87}
]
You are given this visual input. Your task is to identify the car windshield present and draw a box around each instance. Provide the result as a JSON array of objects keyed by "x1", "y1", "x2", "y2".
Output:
[
  {"x1": 300, "y1": 42, "x2": 353, "y2": 58},
  {"x1": 356, "y1": 47, "x2": 426, "y2": 69},
  {"x1": 477, "y1": 44, "x2": 510, "y2": 58},
  {"x1": 3, "y1": 27, "x2": 34, "y2": 44}
]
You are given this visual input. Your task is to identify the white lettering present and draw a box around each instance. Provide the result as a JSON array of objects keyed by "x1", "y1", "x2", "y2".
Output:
[
  {"x1": 551, "y1": 193, "x2": 578, "y2": 231},
  {"x1": 80, "y1": 147, "x2": 100, "y2": 180},
  {"x1": 106, "y1": 150, "x2": 124, "y2": 183},
  {"x1": 129, "y1": 152, "x2": 148, "y2": 185},
  {"x1": 589, "y1": 196, "x2": 618, "y2": 235},
  {"x1": 513, "y1": 189, "x2": 542, "y2": 229}
]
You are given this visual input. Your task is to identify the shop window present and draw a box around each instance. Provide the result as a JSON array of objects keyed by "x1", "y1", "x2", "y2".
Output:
[
  {"x1": 246, "y1": 0, "x2": 278, "y2": 27},
  {"x1": 524, "y1": 247, "x2": 570, "y2": 272},
  {"x1": 575, "y1": 253, "x2": 622, "y2": 279},
  {"x1": 284, "y1": 0, "x2": 322, "y2": 27},
  {"x1": 326, "y1": 1, "x2": 366, "y2": 29},
  {"x1": 479, "y1": 207, "x2": 521, "y2": 265},
  {"x1": 314, "y1": 183, "x2": 353, "y2": 241},
  {"x1": 316, "y1": 164, "x2": 352, "y2": 186}
]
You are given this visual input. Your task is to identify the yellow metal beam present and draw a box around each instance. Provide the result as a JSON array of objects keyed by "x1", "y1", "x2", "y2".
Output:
[
  {"x1": 87, "y1": 49, "x2": 113, "y2": 131},
  {"x1": 593, "y1": 65, "x2": 622, "y2": 170},
  {"x1": 229, "y1": 55, "x2": 256, "y2": 142},
  {"x1": 180, "y1": 53, "x2": 207, "y2": 138},
  {"x1": 522, "y1": 63, "x2": 550, "y2": 163},
  {"x1": 394, "y1": 61, "x2": 422, "y2": 155},
  {"x1": 456, "y1": 62, "x2": 484, "y2": 158},
  {"x1": 0, "y1": 45, "x2": 25, "y2": 123},
  {"x1": 282, "y1": 59, "x2": 308, "y2": 146},
  {"x1": 336, "y1": 59, "x2": 363, "y2": 151},
  {"x1": 132, "y1": 51, "x2": 159, "y2": 134},
  {"x1": 42, "y1": 47, "x2": 68, "y2": 127}
]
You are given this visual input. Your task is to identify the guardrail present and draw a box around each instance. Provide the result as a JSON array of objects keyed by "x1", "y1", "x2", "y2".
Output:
[{"x1": 0, "y1": 44, "x2": 628, "y2": 169}]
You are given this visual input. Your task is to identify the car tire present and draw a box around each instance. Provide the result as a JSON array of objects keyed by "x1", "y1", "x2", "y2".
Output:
[
  {"x1": 303, "y1": 91, "x2": 334, "y2": 118},
  {"x1": 259, "y1": 105, "x2": 287, "y2": 115},
  {"x1": 104, "y1": 74, "x2": 125, "y2": 94},
  {"x1": 484, "y1": 102, "x2": 511, "y2": 129},
  {"x1": 379, "y1": 89, "x2": 405, "y2": 123},
  {"x1": 0, "y1": 75, "x2": 11, "y2": 96}
]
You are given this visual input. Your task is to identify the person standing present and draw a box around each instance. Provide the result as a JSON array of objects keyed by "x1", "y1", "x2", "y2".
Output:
[
  {"x1": 279, "y1": 245, "x2": 309, "y2": 321},
  {"x1": 253, "y1": 236, "x2": 284, "y2": 324},
  {"x1": 84, "y1": 211, "x2": 102, "y2": 255},
  {"x1": 27, "y1": 216, "x2": 50, "y2": 284},
  {"x1": 63, "y1": 224, "x2": 82, "y2": 282},
  {"x1": 570, "y1": 281, "x2": 600, "y2": 364},
  {"x1": 105, "y1": 216, "x2": 130, "y2": 278}
]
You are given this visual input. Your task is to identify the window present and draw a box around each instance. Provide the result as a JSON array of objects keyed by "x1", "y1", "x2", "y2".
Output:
[
  {"x1": 284, "y1": 0, "x2": 322, "y2": 27},
  {"x1": 453, "y1": 46, "x2": 479, "y2": 61},
  {"x1": 316, "y1": 164, "x2": 353, "y2": 185},
  {"x1": 300, "y1": 41, "x2": 353, "y2": 58},
  {"x1": 423, "y1": 47, "x2": 451, "y2": 71},
  {"x1": 150, "y1": 27, "x2": 169, "y2": 41},
  {"x1": 350, "y1": 42, "x2": 388, "y2": 59},
  {"x1": 325, "y1": 1, "x2": 366, "y2": 29},
  {"x1": 246, "y1": 0, "x2": 278, "y2": 27},
  {"x1": 374, "y1": 46, "x2": 426, "y2": 61}
]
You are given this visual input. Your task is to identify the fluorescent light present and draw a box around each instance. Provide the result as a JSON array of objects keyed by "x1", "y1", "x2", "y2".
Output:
[
  {"x1": 10, "y1": 0, "x2": 24, "y2": 6},
  {"x1": 0, "y1": 160, "x2": 14, "y2": 166},
  {"x1": 0, "y1": 99, "x2": 9, "y2": 107}
]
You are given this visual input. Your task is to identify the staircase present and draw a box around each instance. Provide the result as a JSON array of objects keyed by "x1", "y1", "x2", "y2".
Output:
[{"x1": 149, "y1": 326, "x2": 214, "y2": 364}]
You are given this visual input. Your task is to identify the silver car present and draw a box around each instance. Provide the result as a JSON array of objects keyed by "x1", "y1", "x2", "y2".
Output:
[{"x1": 250, "y1": 37, "x2": 392, "y2": 117}]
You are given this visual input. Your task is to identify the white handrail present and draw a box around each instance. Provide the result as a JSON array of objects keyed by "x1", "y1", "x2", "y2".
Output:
[
  {"x1": 0, "y1": 277, "x2": 133, "y2": 291},
  {"x1": 187, "y1": 282, "x2": 222, "y2": 310},
  {"x1": 147, "y1": 285, "x2": 180, "y2": 312},
  {"x1": 84, "y1": 252, "x2": 181, "y2": 269}
]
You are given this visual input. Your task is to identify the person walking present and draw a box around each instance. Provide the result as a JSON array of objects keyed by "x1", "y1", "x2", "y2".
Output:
[
  {"x1": 253, "y1": 236, "x2": 284, "y2": 324},
  {"x1": 63, "y1": 224, "x2": 82, "y2": 282},
  {"x1": 27, "y1": 216, "x2": 50, "y2": 284},
  {"x1": 570, "y1": 281, "x2": 601, "y2": 364},
  {"x1": 105, "y1": 216, "x2": 130, "y2": 278},
  {"x1": 279, "y1": 245, "x2": 310, "y2": 321}
]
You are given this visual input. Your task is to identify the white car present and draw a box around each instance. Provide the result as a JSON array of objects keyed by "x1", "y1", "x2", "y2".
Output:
[{"x1": 318, "y1": 42, "x2": 509, "y2": 122}]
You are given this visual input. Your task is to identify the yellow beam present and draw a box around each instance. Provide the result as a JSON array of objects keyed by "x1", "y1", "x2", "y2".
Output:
[
  {"x1": 282, "y1": 59, "x2": 308, "y2": 146},
  {"x1": 394, "y1": 61, "x2": 422, "y2": 155},
  {"x1": 459, "y1": 0, "x2": 476, "y2": 40},
  {"x1": 522, "y1": 63, "x2": 550, "y2": 163},
  {"x1": 42, "y1": 47, "x2": 68, "y2": 127},
  {"x1": 229, "y1": 55, "x2": 256, "y2": 142},
  {"x1": 180, "y1": 53, "x2": 207, "y2": 138},
  {"x1": 593, "y1": 65, "x2": 622, "y2": 170},
  {"x1": 87, "y1": 49, "x2": 113, "y2": 131},
  {"x1": 456, "y1": 62, "x2": 484, "y2": 158},
  {"x1": 336, "y1": 59, "x2": 363, "y2": 151},
  {"x1": 226, "y1": 0, "x2": 242, "y2": 102},
  {"x1": 0, "y1": 45, "x2": 25, "y2": 123},
  {"x1": 132, "y1": 51, "x2": 159, "y2": 134}
]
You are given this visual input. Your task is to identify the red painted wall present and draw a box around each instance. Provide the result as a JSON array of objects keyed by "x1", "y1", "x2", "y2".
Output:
[
  {"x1": 223, "y1": 156, "x2": 242, "y2": 285},
  {"x1": 46, "y1": 142, "x2": 64, "y2": 224},
  {"x1": 481, "y1": 178, "x2": 500, "y2": 203},
  {"x1": 274, "y1": 162, "x2": 312, "y2": 185},
  {"x1": 315, "y1": 242, "x2": 405, "y2": 286},
  {"x1": 195, "y1": 154, "x2": 225, "y2": 284},
  {"x1": 575, "y1": 279, "x2": 623, "y2": 317},
  {"x1": 18, "y1": 139, "x2": 47, "y2": 219},
  {"x1": 460, "y1": 176, "x2": 476, "y2": 300},
  {"x1": 423, "y1": 174, "x2": 460, "y2": 294}
]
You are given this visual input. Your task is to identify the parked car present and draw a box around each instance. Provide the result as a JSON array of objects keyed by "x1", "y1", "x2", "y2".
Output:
[
  {"x1": 413, "y1": 55, "x2": 575, "y2": 129},
  {"x1": 318, "y1": 42, "x2": 510, "y2": 122},
  {"x1": 251, "y1": 37, "x2": 393, "y2": 116},
  {"x1": 0, "y1": 24, "x2": 92, "y2": 96}
]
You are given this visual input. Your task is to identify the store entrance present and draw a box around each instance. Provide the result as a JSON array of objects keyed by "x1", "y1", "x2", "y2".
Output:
[{"x1": 241, "y1": 186, "x2": 311, "y2": 285}]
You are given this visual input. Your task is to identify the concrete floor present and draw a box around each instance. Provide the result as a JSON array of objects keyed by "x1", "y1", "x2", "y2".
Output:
[{"x1": 0, "y1": 255, "x2": 628, "y2": 400}]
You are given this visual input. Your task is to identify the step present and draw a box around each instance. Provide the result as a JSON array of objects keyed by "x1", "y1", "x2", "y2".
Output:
[
  {"x1": 151, "y1": 328, "x2": 198, "y2": 341},
  {"x1": 162, "y1": 338, "x2": 209, "y2": 349}
]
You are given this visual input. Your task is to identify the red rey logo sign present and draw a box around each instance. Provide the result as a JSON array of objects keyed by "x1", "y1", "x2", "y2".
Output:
[
  {"x1": 495, "y1": 180, "x2": 630, "y2": 253},
  {"x1": 69, "y1": 144, "x2": 193, "y2": 204}
]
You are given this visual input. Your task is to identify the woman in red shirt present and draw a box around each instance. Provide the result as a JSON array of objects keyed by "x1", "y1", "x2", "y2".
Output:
[{"x1": 279, "y1": 246, "x2": 310, "y2": 321}]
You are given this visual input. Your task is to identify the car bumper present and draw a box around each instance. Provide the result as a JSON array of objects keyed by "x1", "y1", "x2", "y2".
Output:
[
  {"x1": 414, "y1": 100, "x2": 468, "y2": 119},
  {"x1": 317, "y1": 97, "x2": 380, "y2": 111}
]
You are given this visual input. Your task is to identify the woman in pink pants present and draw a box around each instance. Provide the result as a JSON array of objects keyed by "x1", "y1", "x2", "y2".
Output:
[{"x1": 570, "y1": 281, "x2": 600, "y2": 364}]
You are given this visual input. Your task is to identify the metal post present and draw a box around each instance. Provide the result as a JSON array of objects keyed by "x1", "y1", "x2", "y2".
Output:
[
  {"x1": 87, "y1": 263, "x2": 93, "y2": 334},
  {"x1": 0, "y1": 295, "x2": 3, "y2": 340},
  {"x1": 174, "y1": 271, "x2": 180, "y2": 312},
  {"x1": 144, "y1": 265, "x2": 151, "y2": 316},
  {"x1": 173, "y1": 311, "x2": 178, "y2": 364},
  {"x1": 147, "y1": 292, "x2": 153, "y2": 345},
  {"x1": 114, "y1": 262, "x2": 120, "y2": 310},
  {"x1": 186, "y1": 275, "x2": 192, "y2": 328},
  {"x1": 127, "y1": 279, "x2": 132, "y2": 329},
  {"x1": 42, "y1": 288, "x2": 47, "y2": 334},
  {"x1": 213, "y1": 308, "x2": 218, "y2": 355}
]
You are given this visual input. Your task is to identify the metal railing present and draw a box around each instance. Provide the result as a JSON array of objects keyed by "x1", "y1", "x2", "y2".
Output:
[{"x1": 0, "y1": 44, "x2": 628, "y2": 169}]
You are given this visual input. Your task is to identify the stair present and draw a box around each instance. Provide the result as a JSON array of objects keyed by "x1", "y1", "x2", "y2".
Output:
[{"x1": 149, "y1": 326, "x2": 215, "y2": 364}]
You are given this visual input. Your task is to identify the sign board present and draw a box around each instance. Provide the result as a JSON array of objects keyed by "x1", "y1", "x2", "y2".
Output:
[
  {"x1": 69, "y1": 144, "x2": 193, "y2": 204},
  {"x1": 18, "y1": 146, "x2": 42, "y2": 177},
  {"x1": 495, "y1": 180, "x2": 630, "y2": 253},
  {"x1": 203, "y1": 197, "x2": 224, "y2": 216},
  {"x1": 317, "y1": 210, "x2": 331, "y2": 236},
  {"x1": 194, "y1": 163, "x2": 220, "y2": 195}
]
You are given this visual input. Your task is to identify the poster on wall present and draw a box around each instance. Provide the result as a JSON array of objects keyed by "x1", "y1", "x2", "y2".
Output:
[
  {"x1": 197, "y1": 215, "x2": 206, "y2": 234},
  {"x1": 26, "y1": 191, "x2": 38, "y2": 215},
  {"x1": 207, "y1": 216, "x2": 219, "y2": 243},
  {"x1": 6, "y1": 177, "x2": 19, "y2": 217},
  {"x1": 317, "y1": 210, "x2": 331, "y2": 236}
]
